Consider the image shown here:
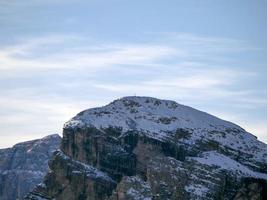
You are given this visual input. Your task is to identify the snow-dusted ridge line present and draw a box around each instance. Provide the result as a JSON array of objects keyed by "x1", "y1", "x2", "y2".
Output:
[
  {"x1": 64, "y1": 96, "x2": 241, "y2": 131},
  {"x1": 13, "y1": 134, "x2": 60, "y2": 148}
]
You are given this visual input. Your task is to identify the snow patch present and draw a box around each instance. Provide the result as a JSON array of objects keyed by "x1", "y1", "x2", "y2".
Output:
[{"x1": 190, "y1": 151, "x2": 267, "y2": 180}]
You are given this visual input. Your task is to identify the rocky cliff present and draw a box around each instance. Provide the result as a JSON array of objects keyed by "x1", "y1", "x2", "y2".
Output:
[
  {"x1": 0, "y1": 134, "x2": 61, "y2": 200},
  {"x1": 26, "y1": 96, "x2": 267, "y2": 200}
]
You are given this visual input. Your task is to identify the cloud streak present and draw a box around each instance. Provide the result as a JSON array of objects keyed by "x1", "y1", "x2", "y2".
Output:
[
  {"x1": 0, "y1": 35, "x2": 179, "y2": 72},
  {"x1": 0, "y1": 33, "x2": 266, "y2": 147}
]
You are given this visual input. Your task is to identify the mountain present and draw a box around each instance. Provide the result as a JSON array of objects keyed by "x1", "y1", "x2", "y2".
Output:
[
  {"x1": 25, "y1": 96, "x2": 267, "y2": 200},
  {"x1": 0, "y1": 134, "x2": 61, "y2": 200}
]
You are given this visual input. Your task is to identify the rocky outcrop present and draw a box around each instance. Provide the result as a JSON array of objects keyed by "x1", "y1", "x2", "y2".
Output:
[
  {"x1": 25, "y1": 96, "x2": 267, "y2": 200},
  {"x1": 27, "y1": 150, "x2": 116, "y2": 200},
  {"x1": 0, "y1": 134, "x2": 61, "y2": 200},
  {"x1": 233, "y1": 178, "x2": 267, "y2": 200}
]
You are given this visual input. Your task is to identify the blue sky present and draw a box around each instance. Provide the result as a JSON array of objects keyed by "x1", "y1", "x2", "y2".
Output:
[{"x1": 0, "y1": 0, "x2": 267, "y2": 147}]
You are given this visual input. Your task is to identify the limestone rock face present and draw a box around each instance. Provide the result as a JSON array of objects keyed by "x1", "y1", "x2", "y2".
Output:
[
  {"x1": 25, "y1": 97, "x2": 267, "y2": 200},
  {"x1": 0, "y1": 134, "x2": 61, "y2": 200},
  {"x1": 26, "y1": 150, "x2": 116, "y2": 200}
]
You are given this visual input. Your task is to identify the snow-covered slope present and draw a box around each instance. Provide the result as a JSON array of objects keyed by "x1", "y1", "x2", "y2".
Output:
[
  {"x1": 0, "y1": 134, "x2": 61, "y2": 200},
  {"x1": 65, "y1": 96, "x2": 241, "y2": 133},
  {"x1": 189, "y1": 151, "x2": 267, "y2": 179}
]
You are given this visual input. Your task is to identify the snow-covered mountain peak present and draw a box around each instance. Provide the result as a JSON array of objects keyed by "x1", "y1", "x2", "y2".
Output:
[
  {"x1": 64, "y1": 96, "x2": 267, "y2": 168},
  {"x1": 65, "y1": 96, "x2": 240, "y2": 132}
]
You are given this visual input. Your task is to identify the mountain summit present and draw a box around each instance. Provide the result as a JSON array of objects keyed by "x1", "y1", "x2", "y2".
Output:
[
  {"x1": 26, "y1": 96, "x2": 267, "y2": 200},
  {"x1": 0, "y1": 134, "x2": 61, "y2": 200}
]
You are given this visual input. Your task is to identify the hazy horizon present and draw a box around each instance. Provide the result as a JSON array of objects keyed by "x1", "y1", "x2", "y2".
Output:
[{"x1": 0, "y1": 0, "x2": 267, "y2": 147}]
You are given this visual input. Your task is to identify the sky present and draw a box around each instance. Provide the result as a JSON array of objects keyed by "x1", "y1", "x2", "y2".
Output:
[{"x1": 0, "y1": 0, "x2": 267, "y2": 147}]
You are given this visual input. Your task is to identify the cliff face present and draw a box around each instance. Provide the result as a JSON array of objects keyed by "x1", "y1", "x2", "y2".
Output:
[
  {"x1": 0, "y1": 134, "x2": 61, "y2": 200},
  {"x1": 25, "y1": 97, "x2": 267, "y2": 200}
]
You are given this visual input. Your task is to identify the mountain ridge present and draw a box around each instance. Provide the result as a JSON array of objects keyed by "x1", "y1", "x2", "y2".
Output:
[
  {"x1": 26, "y1": 96, "x2": 267, "y2": 200},
  {"x1": 64, "y1": 96, "x2": 266, "y2": 170},
  {"x1": 0, "y1": 134, "x2": 61, "y2": 200}
]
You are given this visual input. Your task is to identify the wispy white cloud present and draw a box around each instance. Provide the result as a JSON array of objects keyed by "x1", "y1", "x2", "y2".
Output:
[
  {"x1": 92, "y1": 68, "x2": 244, "y2": 99},
  {"x1": 158, "y1": 32, "x2": 261, "y2": 52},
  {"x1": 0, "y1": 33, "x2": 266, "y2": 147},
  {"x1": 0, "y1": 35, "x2": 179, "y2": 72}
]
